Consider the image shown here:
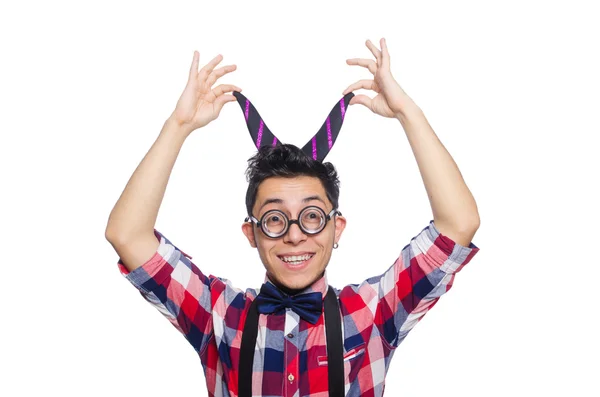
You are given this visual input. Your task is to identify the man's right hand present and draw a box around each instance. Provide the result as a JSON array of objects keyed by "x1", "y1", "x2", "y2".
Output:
[{"x1": 169, "y1": 51, "x2": 241, "y2": 136}]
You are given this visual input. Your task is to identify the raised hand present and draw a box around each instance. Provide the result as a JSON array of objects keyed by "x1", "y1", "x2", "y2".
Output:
[
  {"x1": 343, "y1": 38, "x2": 414, "y2": 118},
  {"x1": 170, "y1": 51, "x2": 242, "y2": 134}
]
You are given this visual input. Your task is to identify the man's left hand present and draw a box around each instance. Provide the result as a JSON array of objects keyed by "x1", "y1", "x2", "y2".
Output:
[{"x1": 343, "y1": 38, "x2": 415, "y2": 118}]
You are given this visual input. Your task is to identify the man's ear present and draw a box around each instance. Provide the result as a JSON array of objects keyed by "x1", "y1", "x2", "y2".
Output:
[
  {"x1": 334, "y1": 215, "x2": 346, "y2": 244},
  {"x1": 241, "y1": 222, "x2": 257, "y2": 248}
]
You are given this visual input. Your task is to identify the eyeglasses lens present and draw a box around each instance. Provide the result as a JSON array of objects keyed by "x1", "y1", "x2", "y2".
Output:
[
  {"x1": 301, "y1": 208, "x2": 325, "y2": 232},
  {"x1": 264, "y1": 212, "x2": 287, "y2": 235}
]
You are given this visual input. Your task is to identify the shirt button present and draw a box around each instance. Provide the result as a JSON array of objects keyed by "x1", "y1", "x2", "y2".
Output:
[
  {"x1": 286, "y1": 333, "x2": 294, "y2": 338},
  {"x1": 288, "y1": 374, "x2": 295, "y2": 382}
]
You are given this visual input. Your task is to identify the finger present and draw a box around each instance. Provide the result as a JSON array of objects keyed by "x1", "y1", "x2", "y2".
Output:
[
  {"x1": 206, "y1": 64, "x2": 237, "y2": 87},
  {"x1": 349, "y1": 94, "x2": 373, "y2": 108},
  {"x1": 199, "y1": 54, "x2": 224, "y2": 79},
  {"x1": 342, "y1": 79, "x2": 376, "y2": 95},
  {"x1": 380, "y1": 38, "x2": 390, "y2": 68},
  {"x1": 365, "y1": 39, "x2": 381, "y2": 64},
  {"x1": 188, "y1": 51, "x2": 199, "y2": 80},
  {"x1": 345, "y1": 58, "x2": 377, "y2": 75},
  {"x1": 212, "y1": 83, "x2": 242, "y2": 97}
]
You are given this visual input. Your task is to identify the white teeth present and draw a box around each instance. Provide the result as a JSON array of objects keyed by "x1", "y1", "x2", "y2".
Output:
[{"x1": 280, "y1": 254, "x2": 313, "y2": 263}]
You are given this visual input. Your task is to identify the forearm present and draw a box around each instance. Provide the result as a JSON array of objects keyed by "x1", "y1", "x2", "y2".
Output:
[
  {"x1": 105, "y1": 117, "x2": 191, "y2": 242},
  {"x1": 395, "y1": 100, "x2": 479, "y2": 230}
]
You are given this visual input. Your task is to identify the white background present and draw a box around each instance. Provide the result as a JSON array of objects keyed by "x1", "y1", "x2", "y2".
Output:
[{"x1": 1, "y1": 0, "x2": 599, "y2": 395}]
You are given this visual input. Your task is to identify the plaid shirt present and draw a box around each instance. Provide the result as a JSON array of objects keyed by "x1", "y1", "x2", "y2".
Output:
[{"x1": 118, "y1": 220, "x2": 479, "y2": 396}]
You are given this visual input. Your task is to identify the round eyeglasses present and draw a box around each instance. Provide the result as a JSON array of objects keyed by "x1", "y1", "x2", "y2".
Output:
[{"x1": 245, "y1": 206, "x2": 341, "y2": 239}]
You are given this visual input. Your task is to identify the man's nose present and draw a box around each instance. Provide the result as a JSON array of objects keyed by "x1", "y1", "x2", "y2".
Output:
[{"x1": 284, "y1": 221, "x2": 307, "y2": 243}]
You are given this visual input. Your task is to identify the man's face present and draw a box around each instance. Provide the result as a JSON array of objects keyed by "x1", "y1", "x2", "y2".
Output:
[{"x1": 241, "y1": 175, "x2": 346, "y2": 292}]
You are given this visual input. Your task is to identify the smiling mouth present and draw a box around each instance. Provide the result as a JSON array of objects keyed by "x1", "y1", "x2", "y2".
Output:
[{"x1": 277, "y1": 253, "x2": 315, "y2": 266}]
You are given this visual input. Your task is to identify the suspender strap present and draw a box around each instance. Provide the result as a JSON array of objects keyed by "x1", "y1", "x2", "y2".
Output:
[
  {"x1": 239, "y1": 286, "x2": 345, "y2": 397},
  {"x1": 324, "y1": 286, "x2": 345, "y2": 397},
  {"x1": 239, "y1": 297, "x2": 260, "y2": 397}
]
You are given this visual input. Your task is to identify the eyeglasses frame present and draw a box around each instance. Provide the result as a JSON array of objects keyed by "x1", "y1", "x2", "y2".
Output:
[{"x1": 245, "y1": 205, "x2": 342, "y2": 238}]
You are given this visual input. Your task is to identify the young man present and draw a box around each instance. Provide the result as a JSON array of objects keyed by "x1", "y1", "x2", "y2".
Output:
[{"x1": 106, "y1": 38, "x2": 480, "y2": 396}]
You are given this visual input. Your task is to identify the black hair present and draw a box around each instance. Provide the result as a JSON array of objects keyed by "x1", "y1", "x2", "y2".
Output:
[{"x1": 245, "y1": 144, "x2": 340, "y2": 216}]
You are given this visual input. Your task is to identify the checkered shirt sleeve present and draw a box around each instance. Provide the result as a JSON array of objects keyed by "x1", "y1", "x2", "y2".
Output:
[
  {"x1": 347, "y1": 220, "x2": 480, "y2": 350},
  {"x1": 117, "y1": 229, "x2": 217, "y2": 354}
]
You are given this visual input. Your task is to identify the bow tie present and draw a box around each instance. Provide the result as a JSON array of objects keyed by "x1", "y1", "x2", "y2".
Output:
[{"x1": 255, "y1": 282, "x2": 323, "y2": 324}]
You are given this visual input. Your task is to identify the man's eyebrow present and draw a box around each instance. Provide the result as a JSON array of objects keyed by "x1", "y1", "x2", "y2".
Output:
[
  {"x1": 258, "y1": 195, "x2": 327, "y2": 212},
  {"x1": 259, "y1": 198, "x2": 284, "y2": 211},
  {"x1": 302, "y1": 195, "x2": 326, "y2": 205}
]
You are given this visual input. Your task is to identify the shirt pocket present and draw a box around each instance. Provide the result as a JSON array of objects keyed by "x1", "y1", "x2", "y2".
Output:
[{"x1": 316, "y1": 342, "x2": 366, "y2": 366}]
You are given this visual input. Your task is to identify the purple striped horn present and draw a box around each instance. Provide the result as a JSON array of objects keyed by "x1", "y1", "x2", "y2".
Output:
[
  {"x1": 233, "y1": 91, "x2": 281, "y2": 149},
  {"x1": 233, "y1": 91, "x2": 355, "y2": 162},
  {"x1": 300, "y1": 92, "x2": 354, "y2": 162}
]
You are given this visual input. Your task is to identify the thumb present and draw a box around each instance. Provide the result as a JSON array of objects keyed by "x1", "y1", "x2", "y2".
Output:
[
  {"x1": 213, "y1": 94, "x2": 237, "y2": 114},
  {"x1": 350, "y1": 94, "x2": 372, "y2": 108}
]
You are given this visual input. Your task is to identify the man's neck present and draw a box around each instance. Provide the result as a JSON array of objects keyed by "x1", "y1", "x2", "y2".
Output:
[{"x1": 269, "y1": 271, "x2": 325, "y2": 296}]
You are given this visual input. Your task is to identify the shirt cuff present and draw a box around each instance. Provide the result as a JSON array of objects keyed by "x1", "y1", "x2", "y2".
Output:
[
  {"x1": 421, "y1": 220, "x2": 480, "y2": 274},
  {"x1": 117, "y1": 229, "x2": 193, "y2": 293}
]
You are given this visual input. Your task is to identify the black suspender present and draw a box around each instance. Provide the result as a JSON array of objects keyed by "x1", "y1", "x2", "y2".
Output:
[
  {"x1": 239, "y1": 286, "x2": 345, "y2": 397},
  {"x1": 323, "y1": 286, "x2": 345, "y2": 397},
  {"x1": 238, "y1": 294, "x2": 260, "y2": 394}
]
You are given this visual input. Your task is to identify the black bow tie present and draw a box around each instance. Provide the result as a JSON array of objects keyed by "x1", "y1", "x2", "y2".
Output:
[{"x1": 254, "y1": 282, "x2": 323, "y2": 324}]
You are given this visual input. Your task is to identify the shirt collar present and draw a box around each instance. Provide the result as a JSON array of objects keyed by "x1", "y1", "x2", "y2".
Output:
[{"x1": 263, "y1": 270, "x2": 329, "y2": 299}]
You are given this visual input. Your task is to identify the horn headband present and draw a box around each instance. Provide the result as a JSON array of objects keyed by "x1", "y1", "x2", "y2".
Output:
[{"x1": 232, "y1": 91, "x2": 355, "y2": 162}]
